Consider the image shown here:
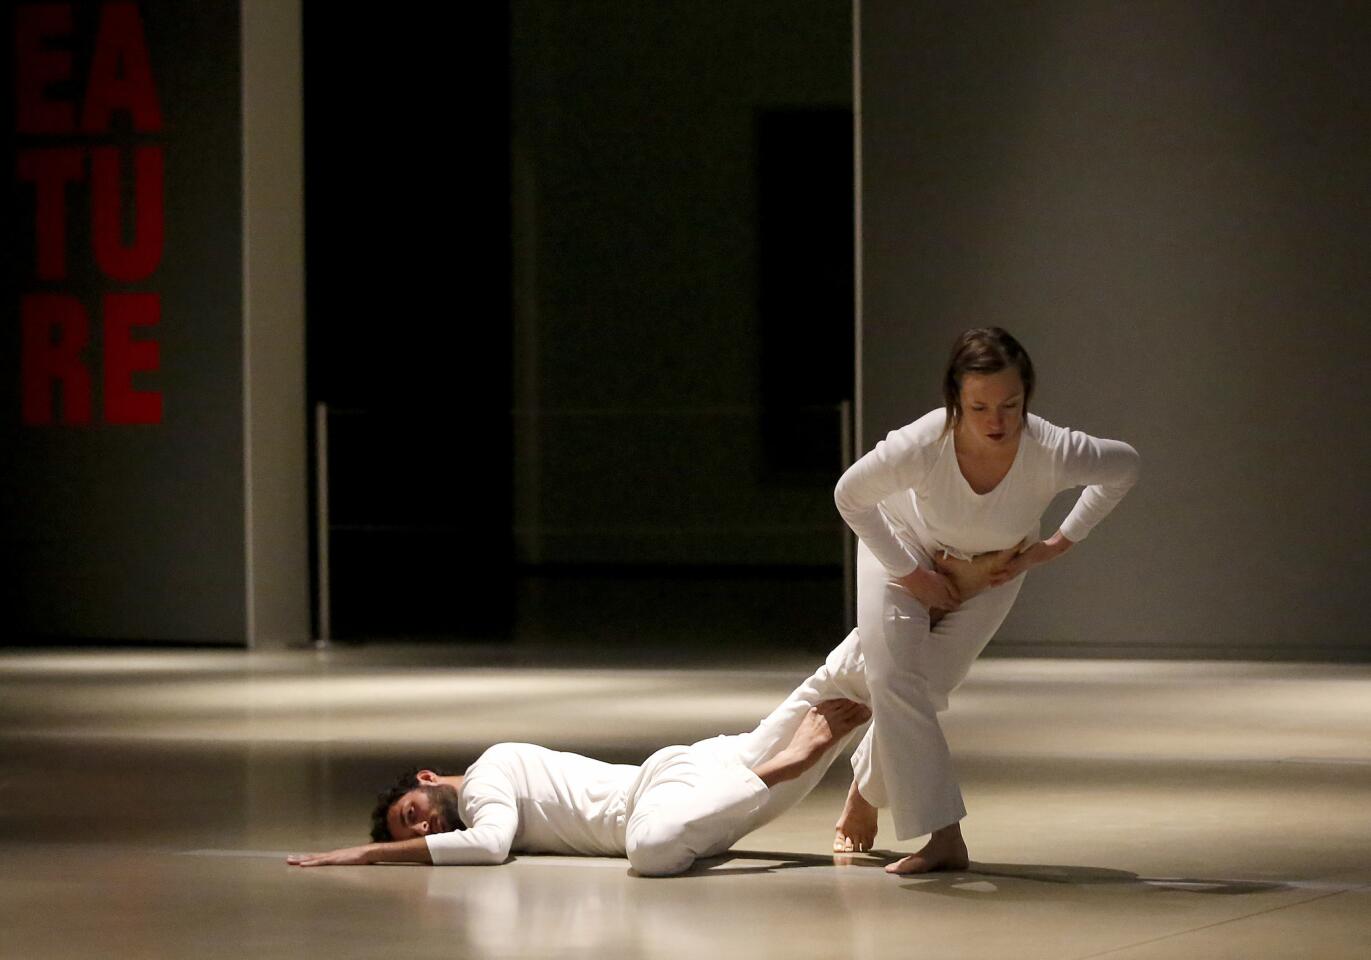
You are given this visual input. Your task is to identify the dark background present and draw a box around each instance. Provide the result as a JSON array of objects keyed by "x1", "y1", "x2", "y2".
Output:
[
  {"x1": 302, "y1": 1, "x2": 854, "y2": 645},
  {"x1": 301, "y1": 4, "x2": 519, "y2": 639},
  {"x1": 9, "y1": 1, "x2": 1369, "y2": 659},
  {"x1": 5, "y1": 0, "x2": 854, "y2": 648}
]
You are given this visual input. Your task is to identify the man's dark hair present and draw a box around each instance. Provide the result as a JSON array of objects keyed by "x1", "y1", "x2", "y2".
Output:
[{"x1": 369, "y1": 767, "x2": 465, "y2": 843}]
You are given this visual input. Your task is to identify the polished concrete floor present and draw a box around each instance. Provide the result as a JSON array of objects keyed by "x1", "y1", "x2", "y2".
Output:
[{"x1": 2, "y1": 643, "x2": 1370, "y2": 959}]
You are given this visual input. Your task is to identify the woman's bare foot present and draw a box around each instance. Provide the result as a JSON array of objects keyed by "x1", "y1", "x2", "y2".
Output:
[
  {"x1": 885, "y1": 821, "x2": 969, "y2": 874},
  {"x1": 833, "y1": 778, "x2": 878, "y2": 853},
  {"x1": 751, "y1": 700, "x2": 871, "y2": 788}
]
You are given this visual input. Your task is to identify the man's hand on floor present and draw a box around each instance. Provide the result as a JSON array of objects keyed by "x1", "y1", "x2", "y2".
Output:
[{"x1": 287, "y1": 844, "x2": 375, "y2": 867}]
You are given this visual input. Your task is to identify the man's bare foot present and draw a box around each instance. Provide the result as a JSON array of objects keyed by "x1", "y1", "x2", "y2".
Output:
[
  {"x1": 833, "y1": 778, "x2": 878, "y2": 852},
  {"x1": 752, "y1": 700, "x2": 871, "y2": 788},
  {"x1": 885, "y1": 822, "x2": 969, "y2": 874}
]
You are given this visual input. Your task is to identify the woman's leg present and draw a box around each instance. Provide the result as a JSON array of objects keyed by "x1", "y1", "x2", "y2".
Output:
[
  {"x1": 850, "y1": 541, "x2": 1024, "y2": 858},
  {"x1": 881, "y1": 571, "x2": 1024, "y2": 874}
]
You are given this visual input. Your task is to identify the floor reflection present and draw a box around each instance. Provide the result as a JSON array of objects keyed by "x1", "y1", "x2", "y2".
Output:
[{"x1": 1, "y1": 647, "x2": 1369, "y2": 959}]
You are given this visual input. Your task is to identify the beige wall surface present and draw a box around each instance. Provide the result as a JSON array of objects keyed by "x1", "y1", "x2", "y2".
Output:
[
  {"x1": 242, "y1": 0, "x2": 308, "y2": 647},
  {"x1": 859, "y1": 1, "x2": 1371, "y2": 658}
]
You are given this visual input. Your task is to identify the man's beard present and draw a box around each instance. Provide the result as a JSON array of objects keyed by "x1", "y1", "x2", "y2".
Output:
[{"x1": 419, "y1": 783, "x2": 466, "y2": 832}]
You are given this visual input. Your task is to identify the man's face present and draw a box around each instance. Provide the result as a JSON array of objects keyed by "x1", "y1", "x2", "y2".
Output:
[{"x1": 386, "y1": 783, "x2": 462, "y2": 841}]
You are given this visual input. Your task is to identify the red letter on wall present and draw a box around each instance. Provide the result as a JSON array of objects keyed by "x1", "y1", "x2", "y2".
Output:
[
  {"x1": 16, "y1": 147, "x2": 85, "y2": 282},
  {"x1": 82, "y1": 2, "x2": 162, "y2": 134},
  {"x1": 15, "y1": 3, "x2": 76, "y2": 135},
  {"x1": 91, "y1": 146, "x2": 164, "y2": 282},
  {"x1": 103, "y1": 293, "x2": 162, "y2": 425},
  {"x1": 22, "y1": 294, "x2": 93, "y2": 426}
]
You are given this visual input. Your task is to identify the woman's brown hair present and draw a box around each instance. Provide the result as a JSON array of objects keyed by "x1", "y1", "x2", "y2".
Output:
[{"x1": 941, "y1": 328, "x2": 1035, "y2": 435}]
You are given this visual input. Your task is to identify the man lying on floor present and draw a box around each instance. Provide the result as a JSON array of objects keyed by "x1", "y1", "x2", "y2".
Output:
[{"x1": 287, "y1": 632, "x2": 873, "y2": 876}]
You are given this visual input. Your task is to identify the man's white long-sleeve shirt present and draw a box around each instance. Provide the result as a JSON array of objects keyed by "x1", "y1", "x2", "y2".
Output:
[
  {"x1": 834, "y1": 410, "x2": 1140, "y2": 577},
  {"x1": 425, "y1": 743, "x2": 641, "y2": 865}
]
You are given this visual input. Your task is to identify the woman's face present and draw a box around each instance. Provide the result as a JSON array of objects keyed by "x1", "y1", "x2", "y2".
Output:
[{"x1": 958, "y1": 368, "x2": 1025, "y2": 447}]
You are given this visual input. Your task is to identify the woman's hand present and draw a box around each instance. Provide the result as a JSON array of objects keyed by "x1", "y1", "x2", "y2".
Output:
[
  {"x1": 895, "y1": 567, "x2": 962, "y2": 612},
  {"x1": 987, "y1": 533, "x2": 1074, "y2": 586}
]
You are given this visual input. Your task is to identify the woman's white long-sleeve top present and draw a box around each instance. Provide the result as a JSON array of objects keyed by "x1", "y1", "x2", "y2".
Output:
[{"x1": 834, "y1": 410, "x2": 1140, "y2": 578}]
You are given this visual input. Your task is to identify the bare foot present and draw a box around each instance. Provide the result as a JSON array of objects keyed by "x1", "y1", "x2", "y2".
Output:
[
  {"x1": 833, "y1": 778, "x2": 878, "y2": 853},
  {"x1": 885, "y1": 822, "x2": 969, "y2": 874},
  {"x1": 752, "y1": 700, "x2": 871, "y2": 788}
]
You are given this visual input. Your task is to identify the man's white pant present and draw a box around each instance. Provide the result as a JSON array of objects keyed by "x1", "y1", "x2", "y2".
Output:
[
  {"x1": 623, "y1": 631, "x2": 872, "y2": 877},
  {"x1": 852, "y1": 539, "x2": 1024, "y2": 840}
]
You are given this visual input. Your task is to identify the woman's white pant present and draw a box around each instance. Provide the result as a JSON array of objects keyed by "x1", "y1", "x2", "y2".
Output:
[{"x1": 852, "y1": 539, "x2": 1024, "y2": 840}]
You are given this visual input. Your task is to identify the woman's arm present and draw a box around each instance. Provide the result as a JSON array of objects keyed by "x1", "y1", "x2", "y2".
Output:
[
  {"x1": 988, "y1": 529, "x2": 1074, "y2": 586},
  {"x1": 834, "y1": 423, "x2": 938, "y2": 578},
  {"x1": 989, "y1": 429, "x2": 1140, "y2": 586},
  {"x1": 1056, "y1": 432, "x2": 1141, "y2": 544}
]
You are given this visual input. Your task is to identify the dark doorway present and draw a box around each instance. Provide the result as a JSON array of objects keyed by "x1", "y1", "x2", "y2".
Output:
[
  {"x1": 303, "y1": 5, "x2": 514, "y2": 639},
  {"x1": 757, "y1": 108, "x2": 855, "y2": 480}
]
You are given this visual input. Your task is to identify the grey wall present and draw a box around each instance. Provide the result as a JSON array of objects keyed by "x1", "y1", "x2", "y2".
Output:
[
  {"x1": 860, "y1": 1, "x2": 1371, "y2": 658},
  {"x1": 512, "y1": 0, "x2": 852, "y2": 567}
]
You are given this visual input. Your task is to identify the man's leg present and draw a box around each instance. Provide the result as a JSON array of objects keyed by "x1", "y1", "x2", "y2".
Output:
[
  {"x1": 689, "y1": 629, "x2": 874, "y2": 832},
  {"x1": 624, "y1": 746, "x2": 767, "y2": 877},
  {"x1": 625, "y1": 699, "x2": 870, "y2": 877},
  {"x1": 748, "y1": 700, "x2": 871, "y2": 787},
  {"x1": 724, "y1": 628, "x2": 871, "y2": 770}
]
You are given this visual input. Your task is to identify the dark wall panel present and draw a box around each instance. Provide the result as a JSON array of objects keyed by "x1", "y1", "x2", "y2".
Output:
[
  {"x1": 3, "y1": 1, "x2": 244, "y2": 641},
  {"x1": 511, "y1": 0, "x2": 853, "y2": 568}
]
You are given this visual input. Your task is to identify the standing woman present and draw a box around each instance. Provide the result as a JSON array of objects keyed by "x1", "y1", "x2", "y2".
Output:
[{"x1": 832, "y1": 328, "x2": 1139, "y2": 874}]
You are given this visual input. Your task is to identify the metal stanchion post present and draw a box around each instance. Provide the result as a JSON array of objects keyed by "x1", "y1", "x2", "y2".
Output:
[
  {"x1": 840, "y1": 399, "x2": 855, "y2": 634},
  {"x1": 314, "y1": 401, "x2": 331, "y2": 649}
]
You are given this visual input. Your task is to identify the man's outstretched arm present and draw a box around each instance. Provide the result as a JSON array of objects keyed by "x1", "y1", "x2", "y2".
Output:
[
  {"x1": 287, "y1": 836, "x2": 433, "y2": 867},
  {"x1": 287, "y1": 771, "x2": 519, "y2": 868}
]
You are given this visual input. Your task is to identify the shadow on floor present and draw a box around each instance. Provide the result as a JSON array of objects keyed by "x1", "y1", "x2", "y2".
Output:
[
  {"x1": 670, "y1": 852, "x2": 1292, "y2": 896},
  {"x1": 894, "y1": 862, "x2": 1293, "y2": 897},
  {"x1": 647, "y1": 849, "x2": 877, "y2": 878}
]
